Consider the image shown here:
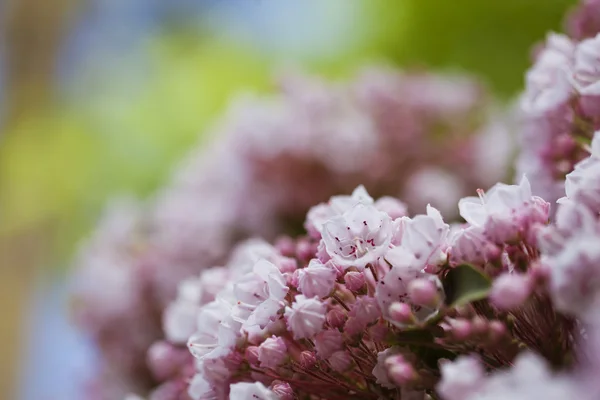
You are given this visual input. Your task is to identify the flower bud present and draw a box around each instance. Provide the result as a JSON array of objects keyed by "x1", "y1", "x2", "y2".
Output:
[
  {"x1": 300, "y1": 351, "x2": 317, "y2": 368},
  {"x1": 448, "y1": 318, "x2": 472, "y2": 341},
  {"x1": 329, "y1": 350, "x2": 353, "y2": 372},
  {"x1": 271, "y1": 381, "x2": 294, "y2": 400},
  {"x1": 258, "y1": 336, "x2": 288, "y2": 369},
  {"x1": 344, "y1": 271, "x2": 366, "y2": 292},
  {"x1": 408, "y1": 278, "x2": 441, "y2": 308},
  {"x1": 326, "y1": 308, "x2": 347, "y2": 328},
  {"x1": 245, "y1": 346, "x2": 260, "y2": 367},
  {"x1": 275, "y1": 236, "x2": 296, "y2": 257},
  {"x1": 388, "y1": 302, "x2": 416, "y2": 325},
  {"x1": 489, "y1": 273, "x2": 532, "y2": 310},
  {"x1": 386, "y1": 355, "x2": 417, "y2": 386},
  {"x1": 147, "y1": 341, "x2": 190, "y2": 382}
]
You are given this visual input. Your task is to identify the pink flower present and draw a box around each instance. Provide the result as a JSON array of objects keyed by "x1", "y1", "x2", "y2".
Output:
[
  {"x1": 397, "y1": 205, "x2": 449, "y2": 268},
  {"x1": 297, "y1": 259, "x2": 337, "y2": 298},
  {"x1": 459, "y1": 176, "x2": 543, "y2": 243},
  {"x1": 449, "y1": 225, "x2": 492, "y2": 265},
  {"x1": 574, "y1": 33, "x2": 600, "y2": 95},
  {"x1": 564, "y1": 132, "x2": 600, "y2": 213},
  {"x1": 372, "y1": 348, "x2": 397, "y2": 389},
  {"x1": 374, "y1": 196, "x2": 407, "y2": 220},
  {"x1": 284, "y1": 295, "x2": 327, "y2": 339},
  {"x1": 322, "y1": 203, "x2": 393, "y2": 270},
  {"x1": 328, "y1": 350, "x2": 353, "y2": 372},
  {"x1": 305, "y1": 185, "x2": 374, "y2": 237},
  {"x1": 314, "y1": 329, "x2": 344, "y2": 359},
  {"x1": 344, "y1": 296, "x2": 380, "y2": 335},
  {"x1": 229, "y1": 382, "x2": 278, "y2": 400},
  {"x1": 258, "y1": 336, "x2": 288, "y2": 369},
  {"x1": 521, "y1": 33, "x2": 574, "y2": 114},
  {"x1": 234, "y1": 259, "x2": 289, "y2": 330},
  {"x1": 489, "y1": 273, "x2": 532, "y2": 311},
  {"x1": 437, "y1": 355, "x2": 484, "y2": 400}
]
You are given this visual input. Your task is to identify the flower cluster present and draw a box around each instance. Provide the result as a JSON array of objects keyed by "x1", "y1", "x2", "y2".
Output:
[
  {"x1": 72, "y1": 68, "x2": 506, "y2": 398},
  {"x1": 517, "y1": 0, "x2": 600, "y2": 207},
  {"x1": 142, "y1": 173, "x2": 571, "y2": 400}
]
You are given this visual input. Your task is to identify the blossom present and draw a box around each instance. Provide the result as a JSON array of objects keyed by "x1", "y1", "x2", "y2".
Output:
[
  {"x1": 228, "y1": 382, "x2": 278, "y2": 400},
  {"x1": 297, "y1": 259, "x2": 337, "y2": 298},
  {"x1": 574, "y1": 33, "x2": 600, "y2": 95},
  {"x1": 322, "y1": 203, "x2": 393, "y2": 270},
  {"x1": 314, "y1": 329, "x2": 344, "y2": 359},
  {"x1": 437, "y1": 355, "x2": 485, "y2": 400},
  {"x1": 521, "y1": 33, "x2": 574, "y2": 114},
  {"x1": 284, "y1": 295, "x2": 327, "y2": 340},
  {"x1": 397, "y1": 204, "x2": 450, "y2": 268},
  {"x1": 372, "y1": 348, "x2": 397, "y2": 389},
  {"x1": 258, "y1": 336, "x2": 288, "y2": 369},
  {"x1": 305, "y1": 185, "x2": 374, "y2": 237}
]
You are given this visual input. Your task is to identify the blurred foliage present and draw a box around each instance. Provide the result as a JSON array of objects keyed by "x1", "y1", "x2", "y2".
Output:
[
  {"x1": 0, "y1": 40, "x2": 272, "y2": 258},
  {"x1": 366, "y1": 0, "x2": 577, "y2": 96},
  {"x1": 0, "y1": 0, "x2": 580, "y2": 265}
]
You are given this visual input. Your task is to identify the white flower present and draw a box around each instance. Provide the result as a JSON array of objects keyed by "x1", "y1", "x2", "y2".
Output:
[
  {"x1": 284, "y1": 295, "x2": 327, "y2": 339},
  {"x1": 397, "y1": 205, "x2": 449, "y2": 268},
  {"x1": 521, "y1": 33, "x2": 574, "y2": 114},
  {"x1": 229, "y1": 382, "x2": 278, "y2": 400},
  {"x1": 297, "y1": 259, "x2": 337, "y2": 298},
  {"x1": 305, "y1": 185, "x2": 374, "y2": 236},
  {"x1": 322, "y1": 203, "x2": 393, "y2": 270},
  {"x1": 574, "y1": 33, "x2": 600, "y2": 95}
]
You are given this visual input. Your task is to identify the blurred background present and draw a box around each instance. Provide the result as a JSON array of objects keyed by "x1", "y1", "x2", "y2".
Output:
[{"x1": 0, "y1": 0, "x2": 577, "y2": 399}]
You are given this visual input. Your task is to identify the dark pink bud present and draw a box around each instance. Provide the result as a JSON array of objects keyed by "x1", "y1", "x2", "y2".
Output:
[
  {"x1": 300, "y1": 351, "x2": 317, "y2": 368},
  {"x1": 245, "y1": 346, "x2": 260, "y2": 366},
  {"x1": 388, "y1": 302, "x2": 415, "y2": 325},
  {"x1": 271, "y1": 381, "x2": 294, "y2": 400},
  {"x1": 275, "y1": 236, "x2": 296, "y2": 257},
  {"x1": 327, "y1": 308, "x2": 347, "y2": 328},
  {"x1": 344, "y1": 271, "x2": 366, "y2": 292},
  {"x1": 408, "y1": 278, "x2": 441, "y2": 308}
]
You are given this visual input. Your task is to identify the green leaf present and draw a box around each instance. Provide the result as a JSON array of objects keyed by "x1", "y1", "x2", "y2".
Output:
[{"x1": 443, "y1": 264, "x2": 492, "y2": 307}]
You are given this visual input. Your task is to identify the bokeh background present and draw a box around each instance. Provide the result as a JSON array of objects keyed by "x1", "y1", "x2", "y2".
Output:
[{"x1": 0, "y1": 0, "x2": 577, "y2": 399}]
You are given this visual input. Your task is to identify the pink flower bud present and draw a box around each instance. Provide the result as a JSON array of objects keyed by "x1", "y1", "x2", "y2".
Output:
[
  {"x1": 448, "y1": 318, "x2": 472, "y2": 341},
  {"x1": 487, "y1": 320, "x2": 507, "y2": 343},
  {"x1": 300, "y1": 351, "x2": 317, "y2": 368},
  {"x1": 314, "y1": 329, "x2": 344, "y2": 359},
  {"x1": 271, "y1": 381, "x2": 294, "y2": 400},
  {"x1": 344, "y1": 271, "x2": 366, "y2": 292},
  {"x1": 258, "y1": 336, "x2": 288, "y2": 369},
  {"x1": 374, "y1": 196, "x2": 408, "y2": 220},
  {"x1": 388, "y1": 302, "x2": 415, "y2": 325},
  {"x1": 326, "y1": 308, "x2": 347, "y2": 328},
  {"x1": 296, "y1": 239, "x2": 314, "y2": 262},
  {"x1": 245, "y1": 346, "x2": 260, "y2": 366},
  {"x1": 277, "y1": 256, "x2": 298, "y2": 274},
  {"x1": 146, "y1": 341, "x2": 190, "y2": 382},
  {"x1": 408, "y1": 278, "x2": 441, "y2": 308},
  {"x1": 386, "y1": 355, "x2": 417, "y2": 386},
  {"x1": 471, "y1": 316, "x2": 488, "y2": 335},
  {"x1": 328, "y1": 350, "x2": 353, "y2": 372},
  {"x1": 298, "y1": 259, "x2": 337, "y2": 298},
  {"x1": 275, "y1": 236, "x2": 296, "y2": 257},
  {"x1": 490, "y1": 273, "x2": 532, "y2": 310}
]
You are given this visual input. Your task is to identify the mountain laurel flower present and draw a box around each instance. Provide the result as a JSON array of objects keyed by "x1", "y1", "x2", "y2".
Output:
[
  {"x1": 305, "y1": 185, "x2": 374, "y2": 237},
  {"x1": 322, "y1": 203, "x2": 393, "y2": 270},
  {"x1": 258, "y1": 336, "x2": 288, "y2": 369},
  {"x1": 344, "y1": 271, "x2": 366, "y2": 292},
  {"x1": 297, "y1": 259, "x2": 337, "y2": 298},
  {"x1": 521, "y1": 32, "x2": 574, "y2": 114},
  {"x1": 489, "y1": 272, "x2": 533, "y2": 310},
  {"x1": 459, "y1": 176, "x2": 543, "y2": 243},
  {"x1": 573, "y1": 33, "x2": 600, "y2": 95},
  {"x1": 229, "y1": 382, "x2": 279, "y2": 400},
  {"x1": 284, "y1": 295, "x2": 327, "y2": 339},
  {"x1": 437, "y1": 355, "x2": 485, "y2": 400},
  {"x1": 564, "y1": 131, "x2": 600, "y2": 213},
  {"x1": 314, "y1": 329, "x2": 344, "y2": 359},
  {"x1": 328, "y1": 350, "x2": 353, "y2": 373},
  {"x1": 374, "y1": 196, "x2": 408, "y2": 220}
]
